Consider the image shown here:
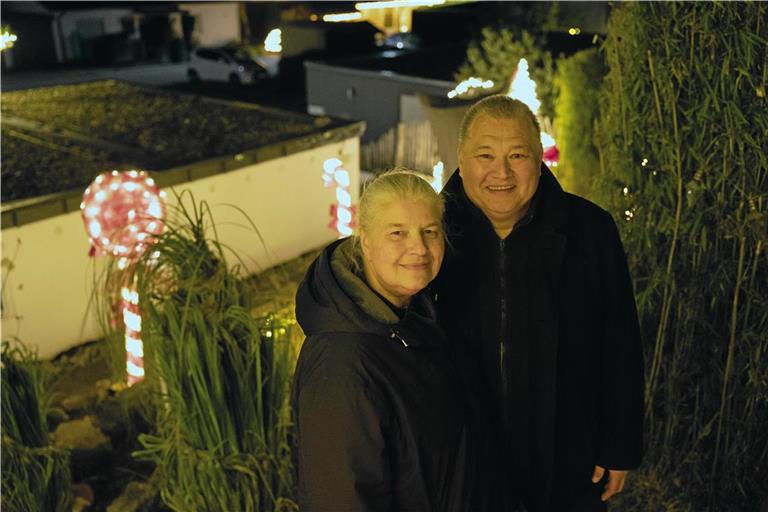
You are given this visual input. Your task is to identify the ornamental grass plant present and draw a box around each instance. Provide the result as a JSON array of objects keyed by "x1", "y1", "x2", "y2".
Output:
[
  {"x1": 100, "y1": 192, "x2": 298, "y2": 511},
  {"x1": 1, "y1": 341, "x2": 73, "y2": 512},
  {"x1": 595, "y1": 3, "x2": 767, "y2": 509}
]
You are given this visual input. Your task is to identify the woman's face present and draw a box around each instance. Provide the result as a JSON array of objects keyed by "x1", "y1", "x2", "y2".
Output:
[{"x1": 361, "y1": 198, "x2": 444, "y2": 308}]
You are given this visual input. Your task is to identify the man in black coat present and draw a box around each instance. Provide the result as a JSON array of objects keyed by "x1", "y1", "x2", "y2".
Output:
[{"x1": 433, "y1": 95, "x2": 644, "y2": 512}]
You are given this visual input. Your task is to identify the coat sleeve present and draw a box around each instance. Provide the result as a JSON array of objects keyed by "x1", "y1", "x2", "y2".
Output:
[
  {"x1": 295, "y1": 340, "x2": 393, "y2": 512},
  {"x1": 595, "y1": 212, "x2": 645, "y2": 470}
]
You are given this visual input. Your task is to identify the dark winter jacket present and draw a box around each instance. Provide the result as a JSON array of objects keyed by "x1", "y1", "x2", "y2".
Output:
[
  {"x1": 293, "y1": 238, "x2": 496, "y2": 512},
  {"x1": 434, "y1": 166, "x2": 644, "y2": 512}
]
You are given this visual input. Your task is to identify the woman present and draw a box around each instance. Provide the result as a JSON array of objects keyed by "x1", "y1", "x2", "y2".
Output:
[{"x1": 293, "y1": 170, "x2": 499, "y2": 511}]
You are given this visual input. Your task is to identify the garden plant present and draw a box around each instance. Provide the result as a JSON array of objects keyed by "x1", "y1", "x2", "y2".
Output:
[
  {"x1": 1, "y1": 341, "x2": 73, "y2": 512},
  {"x1": 595, "y1": 2, "x2": 767, "y2": 509},
  {"x1": 99, "y1": 192, "x2": 298, "y2": 511}
]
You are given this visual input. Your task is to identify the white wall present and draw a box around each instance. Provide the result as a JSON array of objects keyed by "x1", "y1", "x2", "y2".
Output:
[
  {"x1": 179, "y1": 2, "x2": 240, "y2": 47},
  {"x1": 1, "y1": 138, "x2": 360, "y2": 359}
]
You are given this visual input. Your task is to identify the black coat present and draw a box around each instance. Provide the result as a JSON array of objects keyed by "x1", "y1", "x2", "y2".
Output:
[
  {"x1": 293, "y1": 239, "x2": 498, "y2": 512},
  {"x1": 434, "y1": 166, "x2": 644, "y2": 512}
]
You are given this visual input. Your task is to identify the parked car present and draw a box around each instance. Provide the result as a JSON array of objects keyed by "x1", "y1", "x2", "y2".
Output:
[{"x1": 188, "y1": 47, "x2": 269, "y2": 85}]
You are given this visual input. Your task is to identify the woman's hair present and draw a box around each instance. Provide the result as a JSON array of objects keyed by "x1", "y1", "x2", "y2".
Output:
[{"x1": 351, "y1": 168, "x2": 445, "y2": 269}]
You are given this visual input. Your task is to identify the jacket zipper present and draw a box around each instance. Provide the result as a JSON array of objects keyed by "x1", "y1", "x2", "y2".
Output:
[
  {"x1": 390, "y1": 330, "x2": 409, "y2": 348},
  {"x1": 499, "y1": 239, "x2": 509, "y2": 415}
]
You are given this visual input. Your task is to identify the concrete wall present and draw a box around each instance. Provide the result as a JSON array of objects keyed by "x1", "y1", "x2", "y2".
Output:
[
  {"x1": 1, "y1": 137, "x2": 360, "y2": 359},
  {"x1": 179, "y1": 2, "x2": 240, "y2": 47}
]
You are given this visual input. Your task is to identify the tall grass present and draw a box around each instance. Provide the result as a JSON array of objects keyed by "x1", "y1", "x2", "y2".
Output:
[
  {"x1": 1, "y1": 341, "x2": 73, "y2": 512},
  {"x1": 101, "y1": 192, "x2": 298, "y2": 511},
  {"x1": 595, "y1": 3, "x2": 768, "y2": 509}
]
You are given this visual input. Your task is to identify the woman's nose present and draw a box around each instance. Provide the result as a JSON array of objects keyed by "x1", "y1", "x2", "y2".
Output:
[{"x1": 408, "y1": 233, "x2": 428, "y2": 254}]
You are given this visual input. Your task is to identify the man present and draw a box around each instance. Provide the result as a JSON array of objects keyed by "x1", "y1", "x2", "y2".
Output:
[{"x1": 434, "y1": 95, "x2": 644, "y2": 512}]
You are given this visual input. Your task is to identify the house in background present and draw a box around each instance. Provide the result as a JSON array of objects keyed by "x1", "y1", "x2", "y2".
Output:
[{"x1": 178, "y1": 2, "x2": 241, "y2": 48}]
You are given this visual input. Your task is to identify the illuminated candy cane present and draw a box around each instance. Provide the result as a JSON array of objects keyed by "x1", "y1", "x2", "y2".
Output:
[
  {"x1": 323, "y1": 158, "x2": 356, "y2": 237},
  {"x1": 81, "y1": 170, "x2": 166, "y2": 386}
]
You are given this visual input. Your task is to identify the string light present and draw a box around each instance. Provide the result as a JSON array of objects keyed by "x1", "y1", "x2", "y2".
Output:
[
  {"x1": 323, "y1": 12, "x2": 363, "y2": 22},
  {"x1": 323, "y1": 158, "x2": 356, "y2": 237},
  {"x1": 355, "y1": 0, "x2": 445, "y2": 9},
  {"x1": 0, "y1": 29, "x2": 17, "y2": 51},
  {"x1": 264, "y1": 28, "x2": 282, "y2": 53},
  {"x1": 431, "y1": 161, "x2": 444, "y2": 192},
  {"x1": 447, "y1": 77, "x2": 494, "y2": 99}
]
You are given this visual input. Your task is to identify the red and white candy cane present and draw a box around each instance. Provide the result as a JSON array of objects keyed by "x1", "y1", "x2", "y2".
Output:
[{"x1": 81, "y1": 170, "x2": 166, "y2": 386}]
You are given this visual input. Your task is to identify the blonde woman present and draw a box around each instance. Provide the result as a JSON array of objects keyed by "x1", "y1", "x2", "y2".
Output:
[{"x1": 293, "y1": 170, "x2": 502, "y2": 511}]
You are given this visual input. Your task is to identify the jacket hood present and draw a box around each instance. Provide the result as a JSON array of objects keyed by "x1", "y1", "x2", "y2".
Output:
[{"x1": 295, "y1": 238, "x2": 441, "y2": 348}]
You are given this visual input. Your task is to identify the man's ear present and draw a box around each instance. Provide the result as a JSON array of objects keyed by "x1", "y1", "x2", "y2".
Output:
[{"x1": 457, "y1": 149, "x2": 465, "y2": 178}]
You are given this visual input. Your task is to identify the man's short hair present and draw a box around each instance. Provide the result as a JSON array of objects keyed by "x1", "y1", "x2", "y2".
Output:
[{"x1": 458, "y1": 95, "x2": 542, "y2": 152}]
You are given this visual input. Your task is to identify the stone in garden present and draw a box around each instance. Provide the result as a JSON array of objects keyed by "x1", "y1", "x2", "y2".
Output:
[
  {"x1": 52, "y1": 415, "x2": 109, "y2": 450},
  {"x1": 107, "y1": 481, "x2": 157, "y2": 512}
]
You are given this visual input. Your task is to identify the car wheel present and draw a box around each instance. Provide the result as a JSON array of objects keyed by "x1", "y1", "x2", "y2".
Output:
[
  {"x1": 229, "y1": 73, "x2": 241, "y2": 86},
  {"x1": 188, "y1": 69, "x2": 200, "y2": 83}
]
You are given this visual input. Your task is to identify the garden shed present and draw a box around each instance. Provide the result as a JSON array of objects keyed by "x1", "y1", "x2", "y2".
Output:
[{"x1": 1, "y1": 80, "x2": 364, "y2": 359}]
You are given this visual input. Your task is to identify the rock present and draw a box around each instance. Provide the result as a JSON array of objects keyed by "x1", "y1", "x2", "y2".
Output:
[
  {"x1": 52, "y1": 416, "x2": 110, "y2": 450},
  {"x1": 107, "y1": 481, "x2": 157, "y2": 512},
  {"x1": 61, "y1": 391, "x2": 97, "y2": 414},
  {"x1": 72, "y1": 483, "x2": 95, "y2": 512}
]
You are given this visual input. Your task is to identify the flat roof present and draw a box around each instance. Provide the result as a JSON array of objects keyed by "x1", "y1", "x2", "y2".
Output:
[{"x1": 1, "y1": 80, "x2": 363, "y2": 227}]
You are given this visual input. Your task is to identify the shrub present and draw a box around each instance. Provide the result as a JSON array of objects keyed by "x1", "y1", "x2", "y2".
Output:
[
  {"x1": 595, "y1": 3, "x2": 768, "y2": 509},
  {"x1": 552, "y1": 47, "x2": 606, "y2": 198},
  {"x1": 1, "y1": 341, "x2": 73, "y2": 512}
]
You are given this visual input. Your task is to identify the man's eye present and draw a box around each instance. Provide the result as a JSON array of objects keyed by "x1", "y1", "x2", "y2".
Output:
[
  {"x1": 509, "y1": 153, "x2": 527, "y2": 159},
  {"x1": 389, "y1": 231, "x2": 403, "y2": 237},
  {"x1": 477, "y1": 153, "x2": 493, "y2": 160},
  {"x1": 423, "y1": 229, "x2": 440, "y2": 238}
]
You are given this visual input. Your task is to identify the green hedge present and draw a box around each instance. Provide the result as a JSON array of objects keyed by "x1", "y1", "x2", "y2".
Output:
[
  {"x1": 595, "y1": 3, "x2": 768, "y2": 510},
  {"x1": 552, "y1": 48, "x2": 606, "y2": 198}
]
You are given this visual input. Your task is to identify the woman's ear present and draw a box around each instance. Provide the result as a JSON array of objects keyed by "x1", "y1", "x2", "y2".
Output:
[{"x1": 360, "y1": 232, "x2": 370, "y2": 261}]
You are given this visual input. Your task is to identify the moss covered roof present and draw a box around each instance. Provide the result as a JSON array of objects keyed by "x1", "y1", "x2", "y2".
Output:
[{"x1": 1, "y1": 80, "x2": 357, "y2": 204}]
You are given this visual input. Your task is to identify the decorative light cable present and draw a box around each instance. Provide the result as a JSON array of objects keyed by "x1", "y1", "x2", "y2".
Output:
[
  {"x1": 81, "y1": 170, "x2": 166, "y2": 386},
  {"x1": 323, "y1": 158, "x2": 355, "y2": 237}
]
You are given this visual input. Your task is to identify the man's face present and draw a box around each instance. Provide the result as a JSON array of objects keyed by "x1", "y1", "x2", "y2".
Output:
[{"x1": 458, "y1": 114, "x2": 543, "y2": 235}]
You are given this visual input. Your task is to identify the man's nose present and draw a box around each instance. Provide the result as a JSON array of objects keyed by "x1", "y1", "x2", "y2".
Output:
[{"x1": 493, "y1": 158, "x2": 513, "y2": 177}]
